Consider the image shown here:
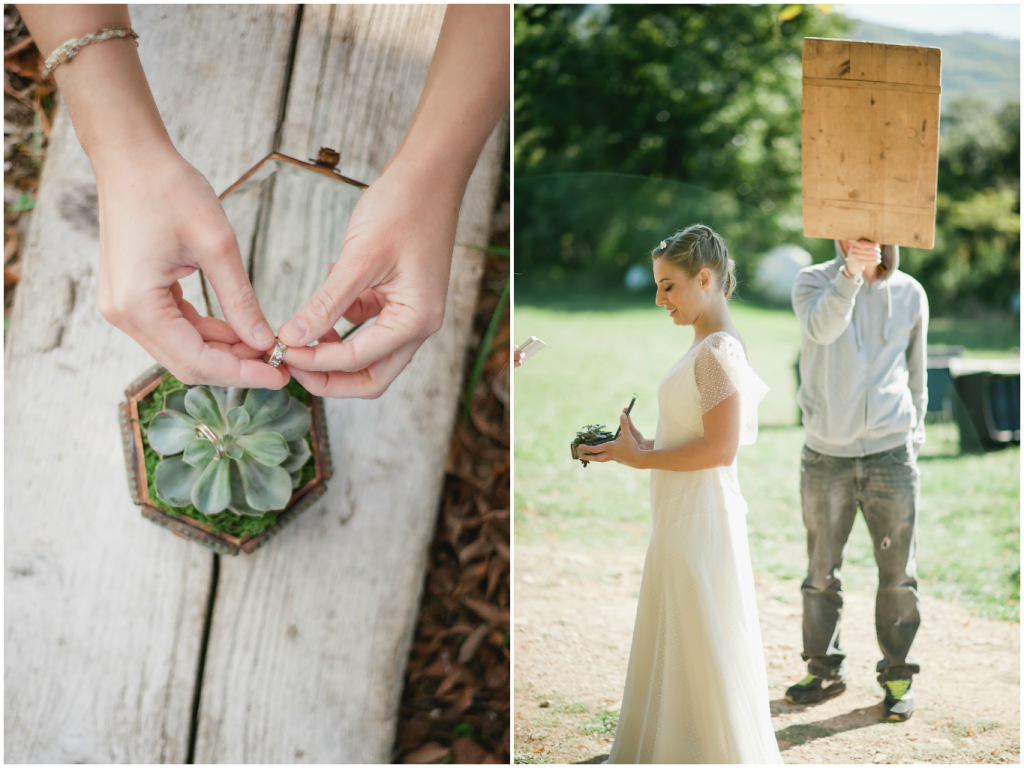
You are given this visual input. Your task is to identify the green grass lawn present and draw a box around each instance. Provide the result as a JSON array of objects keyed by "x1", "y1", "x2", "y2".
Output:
[{"x1": 514, "y1": 294, "x2": 1020, "y2": 621}]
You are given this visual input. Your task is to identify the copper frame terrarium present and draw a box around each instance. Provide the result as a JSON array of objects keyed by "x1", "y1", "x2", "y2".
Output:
[{"x1": 118, "y1": 148, "x2": 365, "y2": 555}]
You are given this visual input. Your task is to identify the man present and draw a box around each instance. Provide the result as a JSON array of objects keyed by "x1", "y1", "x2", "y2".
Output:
[{"x1": 786, "y1": 239, "x2": 929, "y2": 722}]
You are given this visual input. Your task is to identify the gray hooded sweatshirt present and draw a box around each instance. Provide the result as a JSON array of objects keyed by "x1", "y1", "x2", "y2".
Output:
[{"x1": 791, "y1": 241, "x2": 929, "y2": 457}]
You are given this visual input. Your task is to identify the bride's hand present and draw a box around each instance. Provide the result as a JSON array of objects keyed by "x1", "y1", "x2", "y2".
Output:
[
  {"x1": 577, "y1": 414, "x2": 643, "y2": 468},
  {"x1": 624, "y1": 410, "x2": 650, "y2": 449}
]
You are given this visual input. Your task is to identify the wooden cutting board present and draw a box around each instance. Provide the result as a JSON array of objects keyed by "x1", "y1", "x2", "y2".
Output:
[{"x1": 801, "y1": 37, "x2": 942, "y2": 249}]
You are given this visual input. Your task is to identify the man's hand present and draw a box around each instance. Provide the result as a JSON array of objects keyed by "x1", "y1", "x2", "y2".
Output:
[{"x1": 841, "y1": 239, "x2": 882, "y2": 279}]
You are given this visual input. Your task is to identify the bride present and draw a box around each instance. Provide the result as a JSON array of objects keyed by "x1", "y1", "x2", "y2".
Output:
[{"x1": 577, "y1": 224, "x2": 782, "y2": 764}]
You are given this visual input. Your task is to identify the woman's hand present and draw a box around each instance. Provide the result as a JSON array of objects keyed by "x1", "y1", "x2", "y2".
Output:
[
  {"x1": 576, "y1": 413, "x2": 645, "y2": 468},
  {"x1": 19, "y1": 4, "x2": 285, "y2": 389},
  {"x1": 623, "y1": 410, "x2": 652, "y2": 450},
  {"x1": 97, "y1": 152, "x2": 289, "y2": 388},
  {"x1": 277, "y1": 4, "x2": 509, "y2": 399},
  {"x1": 513, "y1": 345, "x2": 524, "y2": 370},
  {"x1": 277, "y1": 158, "x2": 457, "y2": 398}
]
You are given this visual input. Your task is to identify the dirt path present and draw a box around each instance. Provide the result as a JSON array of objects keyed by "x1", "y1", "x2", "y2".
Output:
[{"x1": 513, "y1": 544, "x2": 1020, "y2": 764}]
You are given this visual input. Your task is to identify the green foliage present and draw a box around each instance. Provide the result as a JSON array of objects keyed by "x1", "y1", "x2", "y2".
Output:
[
  {"x1": 138, "y1": 375, "x2": 317, "y2": 538},
  {"x1": 551, "y1": 698, "x2": 589, "y2": 714},
  {"x1": 581, "y1": 710, "x2": 619, "y2": 736},
  {"x1": 573, "y1": 425, "x2": 614, "y2": 446},
  {"x1": 463, "y1": 272, "x2": 510, "y2": 422},
  {"x1": 849, "y1": 21, "x2": 1020, "y2": 112},
  {"x1": 6, "y1": 191, "x2": 35, "y2": 213},
  {"x1": 516, "y1": 7, "x2": 1020, "y2": 314},
  {"x1": 148, "y1": 385, "x2": 310, "y2": 514},
  {"x1": 514, "y1": 4, "x2": 850, "y2": 289},
  {"x1": 515, "y1": 5, "x2": 848, "y2": 185},
  {"x1": 900, "y1": 97, "x2": 1020, "y2": 315}
]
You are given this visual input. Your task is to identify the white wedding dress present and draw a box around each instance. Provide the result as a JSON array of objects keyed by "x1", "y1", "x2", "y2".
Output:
[{"x1": 607, "y1": 331, "x2": 782, "y2": 764}]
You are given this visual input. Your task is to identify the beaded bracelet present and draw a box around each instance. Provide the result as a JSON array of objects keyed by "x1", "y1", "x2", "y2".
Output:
[{"x1": 44, "y1": 26, "x2": 139, "y2": 77}]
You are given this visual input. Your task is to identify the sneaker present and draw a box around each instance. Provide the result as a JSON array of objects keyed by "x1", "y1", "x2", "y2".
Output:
[
  {"x1": 882, "y1": 678, "x2": 915, "y2": 722},
  {"x1": 784, "y1": 674, "x2": 847, "y2": 705}
]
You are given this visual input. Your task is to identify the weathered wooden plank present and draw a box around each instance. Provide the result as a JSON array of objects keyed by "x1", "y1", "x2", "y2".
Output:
[
  {"x1": 193, "y1": 5, "x2": 508, "y2": 762},
  {"x1": 801, "y1": 37, "x2": 941, "y2": 248},
  {"x1": 3, "y1": 6, "x2": 297, "y2": 762}
]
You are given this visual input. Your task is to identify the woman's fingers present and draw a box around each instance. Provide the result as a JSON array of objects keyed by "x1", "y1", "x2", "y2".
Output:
[
  {"x1": 278, "y1": 249, "x2": 373, "y2": 347},
  {"x1": 92, "y1": 151, "x2": 284, "y2": 386},
  {"x1": 195, "y1": 221, "x2": 276, "y2": 352},
  {"x1": 282, "y1": 303, "x2": 436, "y2": 377},
  {"x1": 129, "y1": 292, "x2": 289, "y2": 389},
  {"x1": 285, "y1": 339, "x2": 420, "y2": 399},
  {"x1": 177, "y1": 299, "x2": 243, "y2": 346},
  {"x1": 343, "y1": 288, "x2": 387, "y2": 327},
  {"x1": 317, "y1": 327, "x2": 344, "y2": 344}
]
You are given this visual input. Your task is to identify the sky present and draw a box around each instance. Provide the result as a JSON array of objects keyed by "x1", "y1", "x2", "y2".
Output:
[{"x1": 836, "y1": 4, "x2": 1021, "y2": 40}]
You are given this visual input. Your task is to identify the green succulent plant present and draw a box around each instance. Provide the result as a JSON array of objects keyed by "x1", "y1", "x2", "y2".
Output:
[
  {"x1": 147, "y1": 385, "x2": 312, "y2": 516},
  {"x1": 571, "y1": 424, "x2": 616, "y2": 467},
  {"x1": 573, "y1": 424, "x2": 614, "y2": 446}
]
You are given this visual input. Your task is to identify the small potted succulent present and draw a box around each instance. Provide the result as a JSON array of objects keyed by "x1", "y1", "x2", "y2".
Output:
[
  {"x1": 119, "y1": 365, "x2": 332, "y2": 555},
  {"x1": 569, "y1": 396, "x2": 636, "y2": 467},
  {"x1": 570, "y1": 424, "x2": 616, "y2": 467}
]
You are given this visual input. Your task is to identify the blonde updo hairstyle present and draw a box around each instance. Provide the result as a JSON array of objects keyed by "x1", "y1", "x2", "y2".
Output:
[{"x1": 651, "y1": 224, "x2": 736, "y2": 299}]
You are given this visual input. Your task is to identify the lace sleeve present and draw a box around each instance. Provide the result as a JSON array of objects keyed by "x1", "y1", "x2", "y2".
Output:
[{"x1": 694, "y1": 333, "x2": 770, "y2": 445}]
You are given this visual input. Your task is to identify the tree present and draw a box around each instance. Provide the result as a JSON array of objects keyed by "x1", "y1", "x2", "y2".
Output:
[
  {"x1": 514, "y1": 4, "x2": 851, "y2": 290},
  {"x1": 900, "y1": 97, "x2": 1020, "y2": 315}
]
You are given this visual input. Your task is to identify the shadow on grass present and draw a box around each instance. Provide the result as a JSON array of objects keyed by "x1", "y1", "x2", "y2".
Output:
[
  {"x1": 770, "y1": 698, "x2": 889, "y2": 751},
  {"x1": 569, "y1": 699, "x2": 886, "y2": 762}
]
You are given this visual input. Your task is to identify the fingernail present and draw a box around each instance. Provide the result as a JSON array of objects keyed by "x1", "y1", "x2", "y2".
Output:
[
  {"x1": 252, "y1": 321, "x2": 274, "y2": 346},
  {"x1": 280, "y1": 318, "x2": 307, "y2": 344},
  {"x1": 290, "y1": 368, "x2": 305, "y2": 382}
]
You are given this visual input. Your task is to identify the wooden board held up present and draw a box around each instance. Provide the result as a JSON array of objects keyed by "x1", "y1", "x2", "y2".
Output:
[{"x1": 802, "y1": 37, "x2": 941, "y2": 249}]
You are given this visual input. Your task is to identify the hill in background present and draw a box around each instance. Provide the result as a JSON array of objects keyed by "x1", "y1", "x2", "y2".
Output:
[{"x1": 848, "y1": 20, "x2": 1020, "y2": 113}]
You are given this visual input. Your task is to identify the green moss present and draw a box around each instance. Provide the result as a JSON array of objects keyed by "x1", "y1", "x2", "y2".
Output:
[{"x1": 137, "y1": 375, "x2": 318, "y2": 539}]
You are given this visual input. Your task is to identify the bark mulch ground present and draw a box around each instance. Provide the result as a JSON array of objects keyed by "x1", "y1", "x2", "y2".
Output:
[
  {"x1": 4, "y1": 6, "x2": 53, "y2": 328},
  {"x1": 394, "y1": 179, "x2": 511, "y2": 765}
]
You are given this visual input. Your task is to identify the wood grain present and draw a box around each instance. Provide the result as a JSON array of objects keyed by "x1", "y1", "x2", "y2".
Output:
[
  {"x1": 192, "y1": 6, "x2": 507, "y2": 763},
  {"x1": 3, "y1": 6, "x2": 297, "y2": 762},
  {"x1": 801, "y1": 37, "x2": 941, "y2": 248}
]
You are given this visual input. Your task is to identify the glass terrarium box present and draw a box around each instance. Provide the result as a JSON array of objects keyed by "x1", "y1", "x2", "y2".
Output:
[{"x1": 118, "y1": 149, "x2": 365, "y2": 555}]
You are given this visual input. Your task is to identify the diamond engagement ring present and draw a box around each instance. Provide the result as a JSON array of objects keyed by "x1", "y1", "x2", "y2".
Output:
[{"x1": 267, "y1": 340, "x2": 287, "y2": 368}]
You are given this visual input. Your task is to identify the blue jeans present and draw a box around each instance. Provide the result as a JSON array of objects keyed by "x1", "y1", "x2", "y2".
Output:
[{"x1": 799, "y1": 443, "x2": 921, "y2": 683}]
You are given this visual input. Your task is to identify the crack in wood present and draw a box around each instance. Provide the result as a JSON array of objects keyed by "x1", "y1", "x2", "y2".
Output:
[
  {"x1": 187, "y1": 554, "x2": 220, "y2": 765},
  {"x1": 44, "y1": 275, "x2": 79, "y2": 351}
]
